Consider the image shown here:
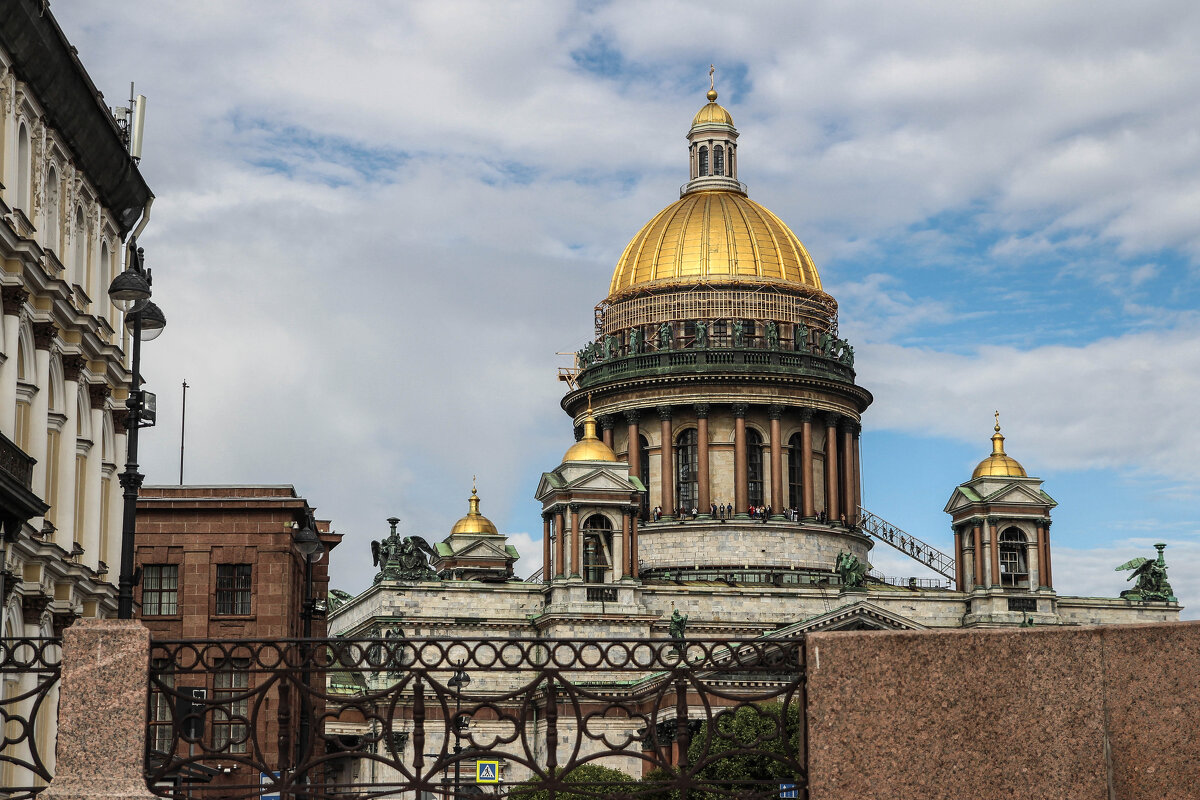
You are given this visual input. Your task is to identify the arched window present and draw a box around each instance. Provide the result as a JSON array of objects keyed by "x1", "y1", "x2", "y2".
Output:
[
  {"x1": 582, "y1": 514, "x2": 612, "y2": 584},
  {"x1": 788, "y1": 433, "x2": 803, "y2": 511},
  {"x1": 675, "y1": 429, "x2": 699, "y2": 512},
  {"x1": 699, "y1": 146, "x2": 709, "y2": 176},
  {"x1": 45, "y1": 167, "x2": 60, "y2": 252},
  {"x1": 714, "y1": 145, "x2": 724, "y2": 176},
  {"x1": 73, "y1": 207, "x2": 86, "y2": 289},
  {"x1": 746, "y1": 429, "x2": 764, "y2": 507},
  {"x1": 16, "y1": 123, "x2": 31, "y2": 212},
  {"x1": 639, "y1": 434, "x2": 650, "y2": 520},
  {"x1": 999, "y1": 527, "x2": 1029, "y2": 587},
  {"x1": 100, "y1": 241, "x2": 111, "y2": 316}
]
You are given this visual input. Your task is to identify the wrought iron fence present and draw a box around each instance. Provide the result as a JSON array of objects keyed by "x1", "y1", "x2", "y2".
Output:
[
  {"x1": 147, "y1": 636, "x2": 807, "y2": 799},
  {"x1": 0, "y1": 637, "x2": 61, "y2": 800}
]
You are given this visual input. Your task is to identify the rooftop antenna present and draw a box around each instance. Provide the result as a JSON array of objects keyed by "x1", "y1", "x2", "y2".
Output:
[
  {"x1": 128, "y1": 82, "x2": 147, "y2": 162},
  {"x1": 178, "y1": 379, "x2": 188, "y2": 484}
]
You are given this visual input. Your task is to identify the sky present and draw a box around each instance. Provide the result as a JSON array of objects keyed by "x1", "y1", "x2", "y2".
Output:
[{"x1": 52, "y1": 0, "x2": 1200, "y2": 616}]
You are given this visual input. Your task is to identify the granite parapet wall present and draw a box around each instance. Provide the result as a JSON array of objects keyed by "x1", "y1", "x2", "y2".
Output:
[{"x1": 805, "y1": 621, "x2": 1200, "y2": 800}]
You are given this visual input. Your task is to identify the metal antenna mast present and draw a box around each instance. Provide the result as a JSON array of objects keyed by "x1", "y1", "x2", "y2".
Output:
[{"x1": 179, "y1": 379, "x2": 188, "y2": 484}]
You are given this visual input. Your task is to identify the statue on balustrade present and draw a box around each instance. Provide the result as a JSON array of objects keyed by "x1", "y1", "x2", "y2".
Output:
[
  {"x1": 604, "y1": 335, "x2": 617, "y2": 360},
  {"x1": 373, "y1": 519, "x2": 439, "y2": 583},
  {"x1": 629, "y1": 327, "x2": 642, "y2": 354},
  {"x1": 669, "y1": 608, "x2": 688, "y2": 655},
  {"x1": 794, "y1": 321, "x2": 810, "y2": 353},
  {"x1": 819, "y1": 331, "x2": 834, "y2": 357},
  {"x1": 1116, "y1": 544, "x2": 1176, "y2": 602},
  {"x1": 659, "y1": 322, "x2": 672, "y2": 350},
  {"x1": 694, "y1": 320, "x2": 708, "y2": 349},
  {"x1": 765, "y1": 320, "x2": 779, "y2": 350},
  {"x1": 840, "y1": 342, "x2": 855, "y2": 367},
  {"x1": 836, "y1": 551, "x2": 871, "y2": 591},
  {"x1": 733, "y1": 319, "x2": 746, "y2": 348}
]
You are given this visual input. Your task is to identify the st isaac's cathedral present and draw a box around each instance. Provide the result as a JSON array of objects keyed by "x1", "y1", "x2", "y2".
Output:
[{"x1": 329, "y1": 87, "x2": 1178, "y2": 644}]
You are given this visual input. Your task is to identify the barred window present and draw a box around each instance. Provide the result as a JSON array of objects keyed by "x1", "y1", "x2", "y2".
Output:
[
  {"x1": 213, "y1": 660, "x2": 250, "y2": 753},
  {"x1": 747, "y1": 429, "x2": 765, "y2": 507},
  {"x1": 787, "y1": 433, "x2": 803, "y2": 510},
  {"x1": 676, "y1": 429, "x2": 699, "y2": 511},
  {"x1": 148, "y1": 660, "x2": 174, "y2": 755},
  {"x1": 714, "y1": 144, "x2": 724, "y2": 176},
  {"x1": 142, "y1": 565, "x2": 179, "y2": 616},
  {"x1": 699, "y1": 146, "x2": 709, "y2": 176},
  {"x1": 215, "y1": 564, "x2": 252, "y2": 615}
]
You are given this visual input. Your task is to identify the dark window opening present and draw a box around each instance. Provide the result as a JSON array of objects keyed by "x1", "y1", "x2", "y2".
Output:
[
  {"x1": 142, "y1": 564, "x2": 179, "y2": 616},
  {"x1": 747, "y1": 429, "x2": 764, "y2": 507},
  {"x1": 215, "y1": 564, "x2": 252, "y2": 615},
  {"x1": 787, "y1": 433, "x2": 803, "y2": 511},
  {"x1": 699, "y1": 146, "x2": 709, "y2": 176},
  {"x1": 714, "y1": 144, "x2": 724, "y2": 176},
  {"x1": 676, "y1": 429, "x2": 699, "y2": 512}
]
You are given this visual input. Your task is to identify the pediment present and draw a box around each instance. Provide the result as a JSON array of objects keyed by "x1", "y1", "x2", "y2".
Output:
[
  {"x1": 982, "y1": 483, "x2": 1051, "y2": 506},
  {"x1": 773, "y1": 600, "x2": 926, "y2": 636},
  {"x1": 943, "y1": 487, "x2": 980, "y2": 514},
  {"x1": 534, "y1": 472, "x2": 565, "y2": 502},
  {"x1": 563, "y1": 467, "x2": 638, "y2": 493},
  {"x1": 445, "y1": 538, "x2": 512, "y2": 561}
]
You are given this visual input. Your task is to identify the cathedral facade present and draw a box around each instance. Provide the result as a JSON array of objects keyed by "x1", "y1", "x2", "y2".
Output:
[{"x1": 325, "y1": 86, "x2": 1180, "y2": 786}]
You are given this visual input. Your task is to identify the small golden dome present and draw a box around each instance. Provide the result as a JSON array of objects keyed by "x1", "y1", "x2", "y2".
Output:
[
  {"x1": 608, "y1": 191, "x2": 822, "y2": 300},
  {"x1": 563, "y1": 400, "x2": 618, "y2": 463},
  {"x1": 450, "y1": 482, "x2": 499, "y2": 535},
  {"x1": 692, "y1": 95, "x2": 734, "y2": 127},
  {"x1": 972, "y1": 414, "x2": 1027, "y2": 479}
]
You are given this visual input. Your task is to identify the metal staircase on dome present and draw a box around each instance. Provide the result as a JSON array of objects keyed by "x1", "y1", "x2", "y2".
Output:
[{"x1": 858, "y1": 506, "x2": 956, "y2": 581}]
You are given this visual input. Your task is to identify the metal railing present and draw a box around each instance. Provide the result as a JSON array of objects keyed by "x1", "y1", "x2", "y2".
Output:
[
  {"x1": 858, "y1": 507, "x2": 956, "y2": 581},
  {"x1": 0, "y1": 637, "x2": 61, "y2": 800},
  {"x1": 146, "y1": 636, "x2": 807, "y2": 799}
]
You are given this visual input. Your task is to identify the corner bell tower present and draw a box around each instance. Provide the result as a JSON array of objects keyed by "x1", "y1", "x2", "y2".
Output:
[{"x1": 944, "y1": 415, "x2": 1058, "y2": 626}]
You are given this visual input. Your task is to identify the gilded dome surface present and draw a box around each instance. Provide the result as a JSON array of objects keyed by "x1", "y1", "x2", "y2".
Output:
[
  {"x1": 692, "y1": 99, "x2": 734, "y2": 127},
  {"x1": 563, "y1": 405, "x2": 618, "y2": 463},
  {"x1": 608, "y1": 191, "x2": 822, "y2": 299},
  {"x1": 450, "y1": 487, "x2": 499, "y2": 535},
  {"x1": 972, "y1": 420, "x2": 1027, "y2": 479}
]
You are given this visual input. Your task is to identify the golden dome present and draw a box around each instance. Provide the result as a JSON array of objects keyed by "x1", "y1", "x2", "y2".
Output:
[
  {"x1": 692, "y1": 91, "x2": 734, "y2": 127},
  {"x1": 608, "y1": 191, "x2": 822, "y2": 299},
  {"x1": 450, "y1": 483, "x2": 499, "y2": 535},
  {"x1": 563, "y1": 400, "x2": 618, "y2": 463},
  {"x1": 972, "y1": 414, "x2": 1027, "y2": 479}
]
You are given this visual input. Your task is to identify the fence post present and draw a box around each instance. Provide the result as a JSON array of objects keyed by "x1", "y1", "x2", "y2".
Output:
[{"x1": 41, "y1": 618, "x2": 155, "y2": 800}]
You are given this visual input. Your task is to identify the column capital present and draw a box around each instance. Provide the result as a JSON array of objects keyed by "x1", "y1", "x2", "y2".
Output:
[
  {"x1": 112, "y1": 408, "x2": 130, "y2": 434},
  {"x1": 767, "y1": 404, "x2": 785, "y2": 420},
  {"x1": 798, "y1": 407, "x2": 814, "y2": 423},
  {"x1": 839, "y1": 417, "x2": 858, "y2": 434},
  {"x1": 693, "y1": 403, "x2": 710, "y2": 418},
  {"x1": 822, "y1": 411, "x2": 841, "y2": 428},
  {"x1": 1, "y1": 286, "x2": 29, "y2": 316},
  {"x1": 1041, "y1": 518, "x2": 1053, "y2": 528},
  {"x1": 32, "y1": 321, "x2": 57, "y2": 350},
  {"x1": 62, "y1": 354, "x2": 87, "y2": 382},
  {"x1": 568, "y1": 503, "x2": 582, "y2": 513},
  {"x1": 599, "y1": 414, "x2": 615, "y2": 432},
  {"x1": 541, "y1": 511, "x2": 553, "y2": 523},
  {"x1": 656, "y1": 405, "x2": 673, "y2": 421},
  {"x1": 88, "y1": 382, "x2": 110, "y2": 410},
  {"x1": 986, "y1": 515, "x2": 1000, "y2": 526},
  {"x1": 731, "y1": 403, "x2": 748, "y2": 418},
  {"x1": 623, "y1": 409, "x2": 641, "y2": 424}
]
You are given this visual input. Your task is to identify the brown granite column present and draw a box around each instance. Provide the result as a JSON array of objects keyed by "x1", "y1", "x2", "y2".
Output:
[
  {"x1": 629, "y1": 506, "x2": 639, "y2": 579},
  {"x1": 733, "y1": 404, "x2": 748, "y2": 515},
  {"x1": 988, "y1": 516, "x2": 1001, "y2": 588},
  {"x1": 625, "y1": 410, "x2": 641, "y2": 478},
  {"x1": 695, "y1": 404, "x2": 710, "y2": 514},
  {"x1": 40, "y1": 619, "x2": 156, "y2": 800},
  {"x1": 600, "y1": 415, "x2": 614, "y2": 449},
  {"x1": 841, "y1": 420, "x2": 855, "y2": 526},
  {"x1": 769, "y1": 405, "x2": 784, "y2": 516},
  {"x1": 823, "y1": 413, "x2": 840, "y2": 522},
  {"x1": 852, "y1": 423, "x2": 863, "y2": 525},
  {"x1": 658, "y1": 406, "x2": 674, "y2": 515},
  {"x1": 542, "y1": 513, "x2": 552, "y2": 585},
  {"x1": 619, "y1": 510, "x2": 630, "y2": 581},
  {"x1": 1042, "y1": 519, "x2": 1054, "y2": 589},
  {"x1": 554, "y1": 508, "x2": 565, "y2": 579},
  {"x1": 953, "y1": 528, "x2": 965, "y2": 591},
  {"x1": 972, "y1": 523, "x2": 984, "y2": 589},
  {"x1": 799, "y1": 409, "x2": 815, "y2": 520},
  {"x1": 570, "y1": 503, "x2": 582, "y2": 578}
]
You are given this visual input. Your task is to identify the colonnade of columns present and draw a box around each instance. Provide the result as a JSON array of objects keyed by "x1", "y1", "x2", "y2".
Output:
[
  {"x1": 611, "y1": 403, "x2": 861, "y2": 524},
  {"x1": 542, "y1": 503, "x2": 640, "y2": 584},
  {"x1": 955, "y1": 516, "x2": 1053, "y2": 592}
]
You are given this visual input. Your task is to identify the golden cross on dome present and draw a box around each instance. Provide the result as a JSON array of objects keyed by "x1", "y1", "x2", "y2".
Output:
[
  {"x1": 709, "y1": 64, "x2": 716, "y2": 91},
  {"x1": 994, "y1": 410, "x2": 1001, "y2": 432},
  {"x1": 472, "y1": 474, "x2": 477, "y2": 494}
]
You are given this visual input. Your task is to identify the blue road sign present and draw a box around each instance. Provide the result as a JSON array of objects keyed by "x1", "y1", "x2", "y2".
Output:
[
  {"x1": 261, "y1": 771, "x2": 281, "y2": 800},
  {"x1": 779, "y1": 783, "x2": 798, "y2": 798},
  {"x1": 476, "y1": 760, "x2": 500, "y2": 784}
]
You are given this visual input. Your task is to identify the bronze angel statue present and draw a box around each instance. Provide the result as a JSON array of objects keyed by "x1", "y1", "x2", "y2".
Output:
[
  {"x1": 1116, "y1": 544, "x2": 1176, "y2": 602},
  {"x1": 372, "y1": 517, "x2": 439, "y2": 583}
]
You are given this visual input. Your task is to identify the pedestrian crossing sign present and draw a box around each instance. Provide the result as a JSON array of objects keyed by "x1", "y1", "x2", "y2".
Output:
[{"x1": 476, "y1": 760, "x2": 500, "y2": 784}]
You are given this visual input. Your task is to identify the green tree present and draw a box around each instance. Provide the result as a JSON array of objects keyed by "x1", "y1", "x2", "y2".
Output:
[{"x1": 511, "y1": 763, "x2": 637, "y2": 800}]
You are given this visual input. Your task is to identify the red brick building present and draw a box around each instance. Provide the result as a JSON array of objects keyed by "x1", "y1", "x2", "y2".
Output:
[{"x1": 134, "y1": 485, "x2": 342, "y2": 791}]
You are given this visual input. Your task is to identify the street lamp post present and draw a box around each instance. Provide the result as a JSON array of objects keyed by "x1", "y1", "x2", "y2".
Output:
[
  {"x1": 293, "y1": 517, "x2": 324, "y2": 793},
  {"x1": 447, "y1": 663, "x2": 471, "y2": 799},
  {"x1": 109, "y1": 240, "x2": 166, "y2": 619}
]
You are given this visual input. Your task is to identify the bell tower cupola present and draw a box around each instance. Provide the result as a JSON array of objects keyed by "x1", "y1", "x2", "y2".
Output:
[{"x1": 684, "y1": 66, "x2": 743, "y2": 196}]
